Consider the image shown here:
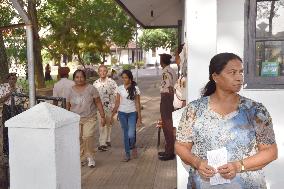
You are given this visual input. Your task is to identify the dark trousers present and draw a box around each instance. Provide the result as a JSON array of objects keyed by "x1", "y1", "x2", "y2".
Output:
[
  {"x1": 1, "y1": 104, "x2": 23, "y2": 157},
  {"x1": 2, "y1": 104, "x2": 12, "y2": 156},
  {"x1": 160, "y1": 93, "x2": 174, "y2": 155}
]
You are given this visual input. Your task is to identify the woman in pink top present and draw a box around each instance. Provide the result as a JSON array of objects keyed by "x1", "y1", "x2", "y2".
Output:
[{"x1": 66, "y1": 69, "x2": 106, "y2": 168}]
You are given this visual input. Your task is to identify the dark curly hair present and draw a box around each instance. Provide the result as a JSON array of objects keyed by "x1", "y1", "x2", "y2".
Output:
[{"x1": 121, "y1": 70, "x2": 137, "y2": 100}]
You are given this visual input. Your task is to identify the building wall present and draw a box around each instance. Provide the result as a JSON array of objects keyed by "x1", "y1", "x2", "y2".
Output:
[
  {"x1": 186, "y1": 0, "x2": 217, "y2": 101},
  {"x1": 144, "y1": 47, "x2": 171, "y2": 65},
  {"x1": 105, "y1": 49, "x2": 145, "y2": 65},
  {"x1": 180, "y1": 0, "x2": 284, "y2": 188}
]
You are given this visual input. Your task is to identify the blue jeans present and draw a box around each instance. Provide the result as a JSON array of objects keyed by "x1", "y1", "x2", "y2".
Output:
[{"x1": 118, "y1": 111, "x2": 137, "y2": 158}]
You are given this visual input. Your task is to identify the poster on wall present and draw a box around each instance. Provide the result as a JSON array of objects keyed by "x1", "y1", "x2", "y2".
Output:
[{"x1": 261, "y1": 62, "x2": 279, "y2": 77}]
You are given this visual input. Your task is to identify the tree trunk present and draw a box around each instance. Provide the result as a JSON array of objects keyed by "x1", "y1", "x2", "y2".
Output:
[
  {"x1": 77, "y1": 53, "x2": 86, "y2": 68},
  {"x1": 55, "y1": 58, "x2": 61, "y2": 80},
  {"x1": 0, "y1": 32, "x2": 9, "y2": 84},
  {"x1": 268, "y1": 1, "x2": 275, "y2": 36},
  {"x1": 102, "y1": 54, "x2": 106, "y2": 64},
  {"x1": 28, "y1": 0, "x2": 45, "y2": 88},
  {"x1": 63, "y1": 54, "x2": 67, "y2": 66}
]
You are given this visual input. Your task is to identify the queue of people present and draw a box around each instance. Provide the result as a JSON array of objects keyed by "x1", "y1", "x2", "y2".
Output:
[
  {"x1": 1, "y1": 51, "x2": 278, "y2": 188},
  {"x1": 57, "y1": 65, "x2": 142, "y2": 167},
  {"x1": 0, "y1": 65, "x2": 142, "y2": 169}
]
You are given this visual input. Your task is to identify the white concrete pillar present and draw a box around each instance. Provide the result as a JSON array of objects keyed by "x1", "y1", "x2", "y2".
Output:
[
  {"x1": 179, "y1": 0, "x2": 217, "y2": 189},
  {"x1": 5, "y1": 102, "x2": 81, "y2": 189},
  {"x1": 186, "y1": 0, "x2": 217, "y2": 101}
]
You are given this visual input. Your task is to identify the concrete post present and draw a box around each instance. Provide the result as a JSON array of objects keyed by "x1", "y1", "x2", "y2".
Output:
[
  {"x1": 181, "y1": 0, "x2": 217, "y2": 188},
  {"x1": 5, "y1": 102, "x2": 81, "y2": 189}
]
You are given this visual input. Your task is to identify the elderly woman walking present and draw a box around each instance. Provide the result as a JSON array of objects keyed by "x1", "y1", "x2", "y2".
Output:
[
  {"x1": 175, "y1": 53, "x2": 277, "y2": 188},
  {"x1": 66, "y1": 69, "x2": 106, "y2": 168}
]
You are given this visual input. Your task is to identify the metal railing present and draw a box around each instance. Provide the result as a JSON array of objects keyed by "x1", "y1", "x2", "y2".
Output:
[{"x1": 11, "y1": 92, "x2": 66, "y2": 117}]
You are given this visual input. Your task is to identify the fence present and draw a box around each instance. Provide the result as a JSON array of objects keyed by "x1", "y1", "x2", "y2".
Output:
[{"x1": 10, "y1": 92, "x2": 66, "y2": 117}]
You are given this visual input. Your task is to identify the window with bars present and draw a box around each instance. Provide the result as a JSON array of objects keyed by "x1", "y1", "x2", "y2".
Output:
[{"x1": 244, "y1": 0, "x2": 284, "y2": 89}]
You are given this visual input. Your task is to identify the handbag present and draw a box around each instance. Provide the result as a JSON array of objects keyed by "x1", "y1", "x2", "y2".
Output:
[{"x1": 173, "y1": 76, "x2": 186, "y2": 109}]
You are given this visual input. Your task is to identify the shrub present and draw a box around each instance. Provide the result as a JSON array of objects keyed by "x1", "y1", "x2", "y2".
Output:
[{"x1": 122, "y1": 64, "x2": 135, "y2": 70}]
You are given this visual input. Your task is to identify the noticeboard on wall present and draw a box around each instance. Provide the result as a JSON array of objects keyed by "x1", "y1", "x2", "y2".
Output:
[{"x1": 260, "y1": 62, "x2": 280, "y2": 77}]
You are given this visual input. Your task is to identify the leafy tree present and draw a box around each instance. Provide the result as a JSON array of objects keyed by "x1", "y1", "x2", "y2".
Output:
[
  {"x1": 28, "y1": 0, "x2": 45, "y2": 88},
  {"x1": 6, "y1": 0, "x2": 46, "y2": 88},
  {"x1": 3, "y1": 0, "x2": 135, "y2": 87},
  {"x1": 257, "y1": 0, "x2": 284, "y2": 35},
  {"x1": 5, "y1": 29, "x2": 27, "y2": 66},
  {"x1": 138, "y1": 28, "x2": 178, "y2": 52},
  {"x1": 0, "y1": 32, "x2": 9, "y2": 83},
  {"x1": 39, "y1": 0, "x2": 135, "y2": 66},
  {"x1": 0, "y1": 0, "x2": 16, "y2": 83}
]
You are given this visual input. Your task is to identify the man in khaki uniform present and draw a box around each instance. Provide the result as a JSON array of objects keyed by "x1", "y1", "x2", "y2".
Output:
[{"x1": 158, "y1": 53, "x2": 177, "y2": 161}]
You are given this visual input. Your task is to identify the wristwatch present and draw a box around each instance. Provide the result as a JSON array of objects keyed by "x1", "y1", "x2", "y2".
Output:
[{"x1": 240, "y1": 160, "x2": 245, "y2": 173}]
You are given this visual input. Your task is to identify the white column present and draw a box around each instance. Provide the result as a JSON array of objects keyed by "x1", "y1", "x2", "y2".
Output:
[
  {"x1": 186, "y1": 0, "x2": 217, "y2": 101},
  {"x1": 5, "y1": 102, "x2": 81, "y2": 189},
  {"x1": 178, "y1": 0, "x2": 217, "y2": 189}
]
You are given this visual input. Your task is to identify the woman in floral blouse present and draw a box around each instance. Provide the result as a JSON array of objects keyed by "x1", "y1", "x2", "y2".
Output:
[{"x1": 175, "y1": 53, "x2": 277, "y2": 189}]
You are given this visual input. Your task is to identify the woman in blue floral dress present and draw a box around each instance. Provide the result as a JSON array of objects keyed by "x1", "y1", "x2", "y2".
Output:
[{"x1": 175, "y1": 53, "x2": 278, "y2": 189}]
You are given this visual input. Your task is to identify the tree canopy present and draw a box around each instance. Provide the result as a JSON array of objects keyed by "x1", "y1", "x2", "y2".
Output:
[
  {"x1": 0, "y1": 0, "x2": 136, "y2": 86},
  {"x1": 39, "y1": 0, "x2": 136, "y2": 65},
  {"x1": 0, "y1": 0, "x2": 19, "y2": 83},
  {"x1": 138, "y1": 28, "x2": 178, "y2": 51}
]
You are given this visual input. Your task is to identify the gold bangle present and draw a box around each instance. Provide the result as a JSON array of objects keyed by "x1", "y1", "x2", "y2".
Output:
[{"x1": 240, "y1": 160, "x2": 245, "y2": 173}]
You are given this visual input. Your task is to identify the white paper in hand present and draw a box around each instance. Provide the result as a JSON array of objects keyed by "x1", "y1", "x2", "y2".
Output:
[{"x1": 207, "y1": 147, "x2": 230, "y2": 185}]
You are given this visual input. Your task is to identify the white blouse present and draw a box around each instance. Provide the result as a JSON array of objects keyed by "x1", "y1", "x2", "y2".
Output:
[{"x1": 117, "y1": 85, "x2": 140, "y2": 113}]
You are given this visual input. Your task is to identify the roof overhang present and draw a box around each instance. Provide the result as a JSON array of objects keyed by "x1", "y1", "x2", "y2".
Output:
[{"x1": 115, "y1": 0, "x2": 183, "y2": 29}]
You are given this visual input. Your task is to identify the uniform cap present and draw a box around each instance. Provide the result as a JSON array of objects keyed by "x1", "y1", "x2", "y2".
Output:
[{"x1": 159, "y1": 53, "x2": 172, "y2": 65}]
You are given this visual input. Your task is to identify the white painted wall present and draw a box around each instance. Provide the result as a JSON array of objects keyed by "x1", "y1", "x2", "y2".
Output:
[
  {"x1": 144, "y1": 47, "x2": 171, "y2": 65},
  {"x1": 6, "y1": 102, "x2": 81, "y2": 189},
  {"x1": 105, "y1": 49, "x2": 131, "y2": 65},
  {"x1": 120, "y1": 49, "x2": 131, "y2": 64},
  {"x1": 177, "y1": 0, "x2": 218, "y2": 188},
  {"x1": 178, "y1": 0, "x2": 284, "y2": 188},
  {"x1": 186, "y1": 0, "x2": 217, "y2": 101}
]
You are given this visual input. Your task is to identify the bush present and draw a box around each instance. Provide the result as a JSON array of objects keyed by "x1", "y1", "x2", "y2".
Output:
[
  {"x1": 45, "y1": 79, "x2": 57, "y2": 89},
  {"x1": 135, "y1": 61, "x2": 145, "y2": 69},
  {"x1": 16, "y1": 77, "x2": 58, "y2": 93},
  {"x1": 17, "y1": 78, "x2": 29, "y2": 93},
  {"x1": 122, "y1": 64, "x2": 135, "y2": 70}
]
